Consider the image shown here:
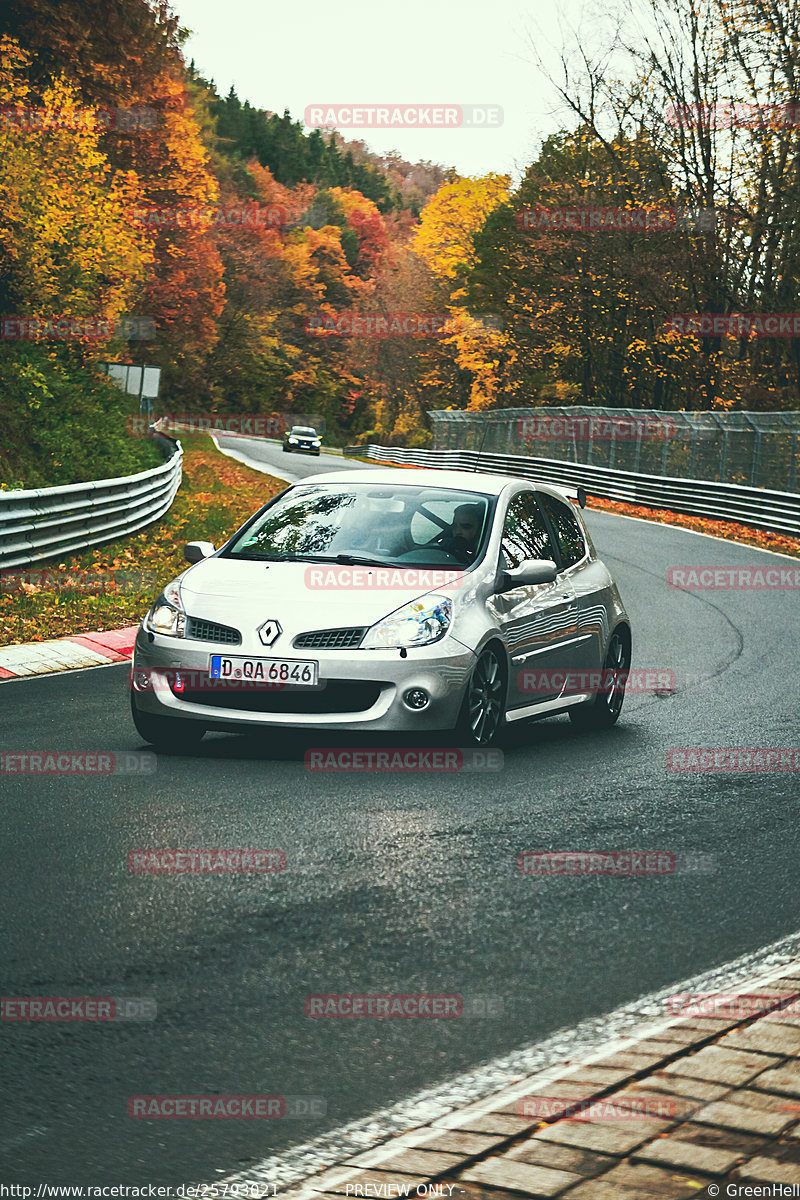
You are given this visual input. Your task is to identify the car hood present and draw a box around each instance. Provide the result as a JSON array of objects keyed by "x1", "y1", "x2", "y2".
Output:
[{"x1": 179, "y1": 557, "x2": 465, "y2": 627}]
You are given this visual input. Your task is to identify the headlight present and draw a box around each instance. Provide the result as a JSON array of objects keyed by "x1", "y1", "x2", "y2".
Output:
[
  {"x1": 288, "y1": 437, "x2": 298, "y2": 444},
  {"x1": 144, "y1": 576, "x2": 186, "y2": 638},
  {"x1": 312, "y1": 438, "x2": 321, "y2": 445},
  {"x1": 361, "y1": 594, "x2": 452, "y2": 649}
]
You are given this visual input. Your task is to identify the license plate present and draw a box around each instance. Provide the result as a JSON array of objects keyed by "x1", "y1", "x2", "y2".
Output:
[{"x1": 209, "y1": 655, "x2": 319, "y2": 686}]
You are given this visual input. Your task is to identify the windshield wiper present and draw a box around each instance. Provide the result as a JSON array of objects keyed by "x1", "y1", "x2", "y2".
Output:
[
  {"x1": 226, "y1": 552, "x2": 393, "y2": 566},
  {"x1": 225, "y1": 551, "x2": 294, "y2": 561},
  {"x1": 262, "y1": 553, "x2": 392, "y2": 566},
  {"x1": 331, "y1": 554, "x2": 391, "y2": 567}
]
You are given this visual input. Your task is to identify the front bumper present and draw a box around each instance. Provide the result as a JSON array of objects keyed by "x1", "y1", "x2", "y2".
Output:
[
  {"x1": 131, "y1": 627, "x2": 475, "y2": 732},
  {"x1": 285, "y1": 442, "x2": 320, "y2": 453}
]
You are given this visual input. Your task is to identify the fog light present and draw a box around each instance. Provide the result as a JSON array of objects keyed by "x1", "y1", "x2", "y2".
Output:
[
  {"x1": 132, "y1": 669, "x2": 152, "y2": 692},
  {"x1": 404, "y1": 688, "x2": 429, "y2": 710}
]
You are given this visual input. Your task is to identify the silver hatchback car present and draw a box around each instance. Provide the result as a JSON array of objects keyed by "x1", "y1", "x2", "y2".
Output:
[{"x1": 130, "y1": 468, "x2": 631, "y2": 749}]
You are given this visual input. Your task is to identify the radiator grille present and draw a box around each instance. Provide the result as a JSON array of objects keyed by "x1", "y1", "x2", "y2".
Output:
[
  {"x1": 185, "y1": 616, "x2": 242, "y2": 645},
  {"x1": 175, "y1": 680, "x2": 383, "y2": 714},
  {"x1": 293, "y1": 627, "x2": 367, "y2": 650}
]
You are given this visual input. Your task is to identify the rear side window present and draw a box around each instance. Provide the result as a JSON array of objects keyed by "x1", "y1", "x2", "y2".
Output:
[
  {"x1": 538, "y1": 493, "x2": 586, "y2": 568},
  {"x1": 500, "y1": 493, "x2": 556, "y2": 568}
]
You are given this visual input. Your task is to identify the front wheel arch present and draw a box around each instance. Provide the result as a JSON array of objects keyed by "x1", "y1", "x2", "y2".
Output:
[{"x1": 455, "y1": 639, "x2": 510, "y2": 747}]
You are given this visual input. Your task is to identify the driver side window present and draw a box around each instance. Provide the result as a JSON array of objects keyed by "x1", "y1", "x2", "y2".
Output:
[{"x1": 500, "y1": 493, "x2": 556, "y2": 569}]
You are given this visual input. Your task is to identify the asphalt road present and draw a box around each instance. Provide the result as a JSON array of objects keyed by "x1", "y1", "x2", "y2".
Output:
[
  {"x1": 212, "y1": 436, "x2": 373, "y2": 482},
  {"x1": 1, "y1": 445, "x2": 799, "y2": 1185}
]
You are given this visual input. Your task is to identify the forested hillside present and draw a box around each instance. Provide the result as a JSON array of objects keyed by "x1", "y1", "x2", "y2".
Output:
[{"x1": 1, "y1": 0, "x2": 798, "y2": 486}]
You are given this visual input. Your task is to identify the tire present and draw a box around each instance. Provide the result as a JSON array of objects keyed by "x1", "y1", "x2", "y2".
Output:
[
  {"x1": 457, "y1": 645, "x2": 507, "y2": 747},
  {"x1": 569, "y1": 627, "x2": 630, "y2": 731},
  {"x1": 282, "y1": 446, "x2": 290, "y2": 453},
  {"x1": 130, "y1": 692, "x2": 206, "y2": 752}
]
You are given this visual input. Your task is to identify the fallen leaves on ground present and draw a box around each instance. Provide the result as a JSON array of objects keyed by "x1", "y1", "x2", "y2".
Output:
[
  {"x1": 585, "y1": 496, "x2": 800, "y2": 558},
  {"x1": 0, "y1": 437, "x2": 283, "y2": 647}
]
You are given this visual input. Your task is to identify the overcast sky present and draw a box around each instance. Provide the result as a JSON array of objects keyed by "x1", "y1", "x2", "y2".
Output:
[{"x1": 175, "y1": 0, "x2": 612, "y2": 181}]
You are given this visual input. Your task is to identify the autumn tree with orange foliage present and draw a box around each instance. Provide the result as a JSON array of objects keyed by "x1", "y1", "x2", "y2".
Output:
[
  {"x1": 465, "y1": 129, "x2": 737, "y2": 410},
  {"x1": 409, "y1": 173, "x2": 511, "y2": 414},
  {"x1": 1, "y1": 0, "x2": 225, "y2": 396},
  {"x1": 0, "y1": 37, "x2": 150, "y2": 337},
  {"x1": 0, "y1": 34, "x2": 166, "y2": 485}
]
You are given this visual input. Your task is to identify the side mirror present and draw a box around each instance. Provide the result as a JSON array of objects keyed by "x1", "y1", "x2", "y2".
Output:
[
  {"x1": 496, "y1": 558, "x2": 558, "y2": 593},
  {"x1": 184, "y1": 541, "x2": 216, "y2": 563}
]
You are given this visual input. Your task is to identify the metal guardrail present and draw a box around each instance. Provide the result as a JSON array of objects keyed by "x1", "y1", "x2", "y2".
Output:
[
  {"x1": 0, "y1": 435, "x2": 183, "y2": 568},
  {"x1": 345, "y1": 444, "x2": 800, "y2": 536}
]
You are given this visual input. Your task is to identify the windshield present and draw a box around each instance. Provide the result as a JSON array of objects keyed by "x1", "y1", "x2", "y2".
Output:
[
  {"x1": 225, "y1": 483, "x2": 494, "y2": 568},
  {"x1": 289, "y1": 427, "x2": 316, "y2": 435}
]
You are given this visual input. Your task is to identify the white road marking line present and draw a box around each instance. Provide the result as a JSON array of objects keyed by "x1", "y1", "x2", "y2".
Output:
[{"x1": 211, "y1": 436, "x2": 302, "y2": 481}]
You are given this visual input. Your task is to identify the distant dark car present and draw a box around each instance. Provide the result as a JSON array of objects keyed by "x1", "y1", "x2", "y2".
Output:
[{"x1": 282, "y1": 426, "x2": 321, "y2": 455}]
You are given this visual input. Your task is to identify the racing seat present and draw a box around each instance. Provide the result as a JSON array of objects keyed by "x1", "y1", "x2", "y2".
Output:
[{"x1": 370, "y1": 513, "x2": 415, "y2": 557}]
